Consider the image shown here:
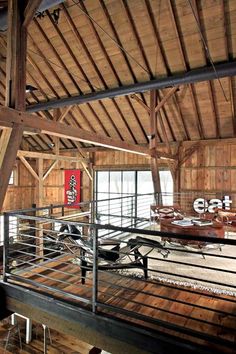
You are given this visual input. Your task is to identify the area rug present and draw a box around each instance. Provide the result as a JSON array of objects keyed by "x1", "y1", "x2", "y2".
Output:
[{"x1": 117, "y1": 231, "x2": 236, "y2": 297}]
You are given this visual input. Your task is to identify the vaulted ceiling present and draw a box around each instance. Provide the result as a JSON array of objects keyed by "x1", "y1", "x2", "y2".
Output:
[{"x1": 0, "y1": 0, "x2": 235, "y2": 151}]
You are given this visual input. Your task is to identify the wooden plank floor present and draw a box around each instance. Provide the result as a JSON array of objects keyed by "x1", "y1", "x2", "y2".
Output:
[
  {"x1": 9, "y1": 254, "x2": 236, "y2": 354},
  {"x1": 0, "y1": 320, "x2": 103, "y2": 353}
]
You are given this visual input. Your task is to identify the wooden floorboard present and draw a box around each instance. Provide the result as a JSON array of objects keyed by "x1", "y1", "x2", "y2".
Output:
[
  {"x1": 0, "y1": 321, "x2": 102, "y2": 354},
  {"x1": 8, "y1": 254, "x2": 236, "y2": 353}
]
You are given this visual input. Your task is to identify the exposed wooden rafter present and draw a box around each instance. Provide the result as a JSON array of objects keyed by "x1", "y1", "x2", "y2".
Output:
[
  {"x1": 167, "y1": 0, "x2": 204, "y2": 140},
  {"x1": 220, "y1": 0, "x2": 236, "y2": 137},
  {"x1": 0, "y1": 106, "x2": 150, "y2": 156},
  {"x1": 61, "y1": 4, "x2": 127, "y2": 142},
  {"x1": 0, "y1": 0, "x2": 234, "y2": 166}
]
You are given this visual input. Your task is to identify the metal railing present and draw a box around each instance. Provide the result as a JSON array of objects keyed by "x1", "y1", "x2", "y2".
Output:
[{"x1": 2, "y1": 193, "x2": 236, "y2": 351}]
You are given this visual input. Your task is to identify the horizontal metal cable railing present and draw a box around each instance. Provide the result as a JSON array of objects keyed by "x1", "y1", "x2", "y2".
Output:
[{"x1": 2, "y1": 193, "x2": 236, "y2": 351}]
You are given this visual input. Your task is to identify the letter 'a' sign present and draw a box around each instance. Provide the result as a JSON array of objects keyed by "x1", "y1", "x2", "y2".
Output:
[
  {"x1": 193, "y1": 195, "x2": 232, "y2": 214},
  {"x1": 64, "y1": 170, "x2": 81, "y2": 208}
]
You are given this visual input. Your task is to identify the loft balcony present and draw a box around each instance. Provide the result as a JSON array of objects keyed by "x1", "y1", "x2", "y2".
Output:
[{"x1": 1, "y1": 192, "x2": 236, "y2": 354}]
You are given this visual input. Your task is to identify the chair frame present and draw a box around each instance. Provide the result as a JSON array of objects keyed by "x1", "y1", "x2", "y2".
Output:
[{"x1": 57, "y1": 225, "x2": 169, "y2": 284}]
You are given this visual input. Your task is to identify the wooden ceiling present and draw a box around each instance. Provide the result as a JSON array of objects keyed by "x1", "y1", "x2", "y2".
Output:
[{"x1": 0, "y1": 0, "x2": 236, "y2": 151}]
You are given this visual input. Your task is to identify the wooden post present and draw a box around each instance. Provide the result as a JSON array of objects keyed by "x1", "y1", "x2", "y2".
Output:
[
  {"x1": 5, "y1": 0, "x2": 27, "y2": 110},
  {"x1": 0, "y1": 0, "x2": 29, "y2": 211},
  {"x1": 174, "y1": 144, "x2": 182, "y2": 196},
  {"x1": 36, "y1": 158, "x2": 44, "y2": 257},
  {"x1": 150, "y1": 90, "x2": 162, "y2": 203},
  {"x1": 53, "y1": 108, "x2": 60, "y2": 154}
]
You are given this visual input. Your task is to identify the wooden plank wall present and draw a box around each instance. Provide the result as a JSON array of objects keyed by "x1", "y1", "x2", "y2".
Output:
[
  {"x1": 180, "y1": 142, "x2": 236, "y2": 207},
  {"x1": 2, "y1": 152, "x2": 91, "y2": 211},
  {"x1": 181, "y1": 143, "x2": 236, "y2": 193},
  {"x1": 3, "y1": 161, "x2": 36, "y2": 211},
  {"x1": 95, "y1": 150, "x2": 151, "y2": 169},
  {"x1": 2, "y1": 142, "x2": 236, "y2": 212}
]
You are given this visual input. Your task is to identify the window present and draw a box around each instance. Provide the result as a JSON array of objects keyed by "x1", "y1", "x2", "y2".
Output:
[
  {"x1": 0, "y1": 215, "x2": 18, "y2": 245},
  {"x1": 137, "y1": 171, "x2": 154, "y2": 218},
  {"x1": 9, "y1": 171, "x2": 14, "y2": 185},
  {"x1": 95, "y1": 170, "x2": 173, "y2": 234},
  {"x1": 160, "y1": 170, "x2": 173, "y2": 205}
]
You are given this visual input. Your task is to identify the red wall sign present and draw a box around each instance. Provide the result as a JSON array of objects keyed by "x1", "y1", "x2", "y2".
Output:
[{"x1": 64, "y1": 170, "x2": 81, "y2": 207}]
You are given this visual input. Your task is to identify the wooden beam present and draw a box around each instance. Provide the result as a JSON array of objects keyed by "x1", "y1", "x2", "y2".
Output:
[
  {"x1": 149, "y1": 90, "x2": 158, "y2": 150},
  {"x1": 43, "y1": 160, "x2": 58, "y2": 181},
  {"x1": 130, "y1": 94, "x2": 150, "y2": 113},
  {"x1": 166, "y1": 0, "x2": 203, "y2": 139},
  {"x1": 18, "y1": 156, "x2": 39, "y2": 181},
  {"x1": 82, "y1": 137, "x2": 236, "y2": 153},
  {"x1": 219, "y1": 0, "x2": 236, "y2": 136},
  {"x1": 150, "y1": 156, "x2": 161, "y2": 198},
  {"x1": 0, "y1": 128, "x2": 12, "y2": 168},
  {"x1": 154, "y1": 86, "x2": 179, "y2": 113},
  {"x1": 73, "y1": 141, "x2": 87, "y2": 159},
  {"x1": 23, "y1": 0, "x2": 43, "y2": 28},
  {"x1": 53, "y1": 109, "x2": 60, "y2": 154},
  {"x1": 158, "y1": 109, "x2": 172, "y2": 155},
  {"x1": 0, "y1": 106, "x2": 150, "y2": 156},
  {"x1": 149, "y1": 91, "x2": 161, "y2": 197},
  {"x1": 157, "y1": 91, "x2": 176, "y2": 141},
  {"x1": 5, "y1": 0, "x2": 27, "y2": 110},
  {"x1": 0, "y1": 124, "x2": 24, "y2": 209},
  {"x1": 81, "y1": 160, "x2": 93, "y2": 181},
  {"x1": 73, "y1": 141, "x2": 92, "y2": 180},
  {"x1": 178, "y1": 143, "x2": 201, "y2": 167},
  {"x1": 57, "y1": 105, "x2": 73, "y2": 123},
  {"x1": 17, "y1": 150, "x2": 88, "y2": 163}
]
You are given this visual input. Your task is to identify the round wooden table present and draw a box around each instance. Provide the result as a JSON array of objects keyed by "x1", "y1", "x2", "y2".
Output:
[{"x1": 160, "y1": 219, "x2": 224, "y2": 246}]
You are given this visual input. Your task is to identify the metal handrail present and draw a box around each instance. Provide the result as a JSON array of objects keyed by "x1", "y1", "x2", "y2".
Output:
[{"x1": 2, "y1": 193, "x2": 236, "y2": 351}]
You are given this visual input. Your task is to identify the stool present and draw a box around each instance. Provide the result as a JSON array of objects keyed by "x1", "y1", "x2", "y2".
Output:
[
  {"x1": 0, "y1": 322, "x2": 22, "y2": 353},
  {"x1": 11, "y1": 313, "x2": 32, "y2": 344},
  {"x1": 35, "y1": 323, "x2": 52, "y2": 354},
  {"x1": 42, "y1": 324, "x2": 52, "y2": 354}
]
